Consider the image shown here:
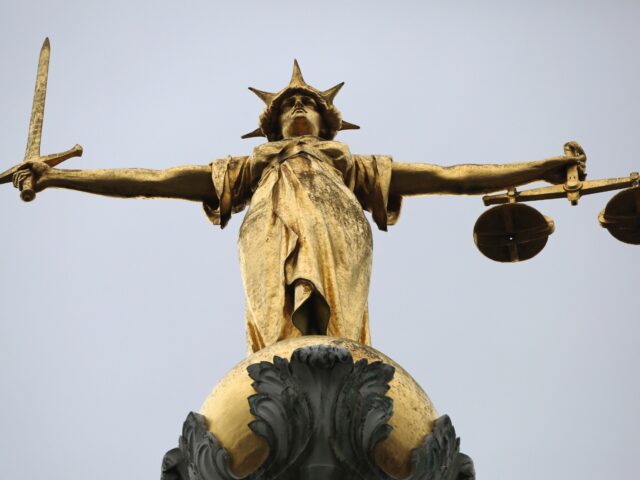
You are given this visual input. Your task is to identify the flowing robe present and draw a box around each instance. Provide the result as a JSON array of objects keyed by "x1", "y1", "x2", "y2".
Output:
[{"x1": 203, "y1": 136, "x2": 402, "y2": 353}]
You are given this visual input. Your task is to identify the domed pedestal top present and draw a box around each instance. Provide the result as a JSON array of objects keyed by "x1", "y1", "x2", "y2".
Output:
[{"x1": 200, "y1": 336, "x2": 438, "y2": 478}]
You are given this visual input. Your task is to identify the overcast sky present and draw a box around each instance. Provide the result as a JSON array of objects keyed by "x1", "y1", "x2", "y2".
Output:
[{"x1": 1, "y1": 1, "x2": 639, "y2": 479}]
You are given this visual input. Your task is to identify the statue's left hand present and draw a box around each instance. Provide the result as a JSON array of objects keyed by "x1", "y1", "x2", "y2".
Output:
[{"x1": 541, "y1": 141, "x2": 586, "y2": 185}]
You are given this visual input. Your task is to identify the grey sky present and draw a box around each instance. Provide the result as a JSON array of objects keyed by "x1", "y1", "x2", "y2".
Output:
[{"x1": 1, "y1": 1, "x2": 639, "y2": 478}]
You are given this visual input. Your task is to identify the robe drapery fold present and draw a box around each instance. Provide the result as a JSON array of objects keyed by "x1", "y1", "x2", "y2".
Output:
[{"x1": 203, "y1": 137, "x2": 402, "y2": 353}]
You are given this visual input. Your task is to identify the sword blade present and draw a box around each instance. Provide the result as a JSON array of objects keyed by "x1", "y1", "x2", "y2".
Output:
[{"x1": 24, "y1": 37, "x2": 50, "y2": 161}]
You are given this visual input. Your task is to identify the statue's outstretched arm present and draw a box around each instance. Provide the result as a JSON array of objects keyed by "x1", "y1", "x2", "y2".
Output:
[
  {"x1": 390, "y1": 145, "x2": 585, "y2": 196},
  {"x1": 11, "y1": 162, "x2": 219, "y2": 206}
]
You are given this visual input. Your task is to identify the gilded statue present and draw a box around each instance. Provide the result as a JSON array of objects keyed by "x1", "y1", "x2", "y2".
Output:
[{"x1": 3, "y1": 54, "x2": 587, "y2": 354}]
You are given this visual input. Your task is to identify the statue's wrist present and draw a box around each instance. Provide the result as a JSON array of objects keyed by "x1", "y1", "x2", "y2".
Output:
[
  {"x1": 38, "y1": 169, "x2": 56, "y2": 189},
  {"x1": 542, "y1": 157, "x2": 562, "y2": 173}
]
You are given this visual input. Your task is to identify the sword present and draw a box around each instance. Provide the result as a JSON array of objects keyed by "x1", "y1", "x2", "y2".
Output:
[{"x1": 0, "y1": 38, "x2": 83, "y2": 201}]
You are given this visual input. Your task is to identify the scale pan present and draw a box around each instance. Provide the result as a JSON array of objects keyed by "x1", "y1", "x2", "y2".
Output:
[
  {"x1": 598, "y1": 187, "x2": 640, "y2": 245},
  {"x1": 473, "y1": 203, "x2": 555, "y2": 263}
]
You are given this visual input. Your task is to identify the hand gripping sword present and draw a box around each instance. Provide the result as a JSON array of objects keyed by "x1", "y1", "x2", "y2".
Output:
[{"x1": 0, "y1": 38, "x2": 83, "y2": 201}]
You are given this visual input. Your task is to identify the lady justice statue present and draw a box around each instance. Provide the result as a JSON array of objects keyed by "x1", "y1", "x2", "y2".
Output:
[
  {"x1": 8, "y1": 60, "x2": 584, "y2": 354},
  {"x1": 4, "y1": 41, "x2": 608, "y2": 480}
]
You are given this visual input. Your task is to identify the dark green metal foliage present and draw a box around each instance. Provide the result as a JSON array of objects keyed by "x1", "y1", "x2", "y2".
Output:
[
  {"x1": 161, "y1": 345, "x2": 475, "y2": 480},
  {"x1": 409, "y1": 416, "x2": 476, "y2": 480}
]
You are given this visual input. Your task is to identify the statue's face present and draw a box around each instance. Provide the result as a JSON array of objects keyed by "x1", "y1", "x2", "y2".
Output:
[{"x1": 279, "y1": 94, "x2": 323, "y2": 138}]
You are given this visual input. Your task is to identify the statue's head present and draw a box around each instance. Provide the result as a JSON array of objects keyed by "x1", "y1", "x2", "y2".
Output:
[{"x1": 242, "y1": 60, "x2": 359, "y2": 142}]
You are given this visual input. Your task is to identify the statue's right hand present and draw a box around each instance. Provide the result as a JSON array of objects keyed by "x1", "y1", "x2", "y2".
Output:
[{"x1": 12, "y1": 160, "x2": 51, "y2": 194}]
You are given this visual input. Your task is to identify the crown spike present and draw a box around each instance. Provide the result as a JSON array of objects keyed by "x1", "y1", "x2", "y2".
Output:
[
  {"x1": 339, "y1": 120, "x2": 360, "y2": 131},
  {"x1": 290, "y1": 59, "x2": 306, "y2": 87},
  {"x1": 322, "y1": 82, "x2": 344, "y2": 105},
  {"x1": 241, "y1": 127, "x2": 265, "y2": 139},
  {"x1": 248, "y1": 87, "x2": 276, "y2": 105}
]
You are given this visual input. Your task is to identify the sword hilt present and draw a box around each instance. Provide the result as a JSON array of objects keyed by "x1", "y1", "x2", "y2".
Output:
[{"x1": 19, "y1": 143, "x2": 83, "y2": 202}]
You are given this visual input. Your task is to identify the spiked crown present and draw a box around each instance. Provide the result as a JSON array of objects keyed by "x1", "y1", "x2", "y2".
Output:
[{"x1": 242, "y1": 60, "x2": 359, "y2": 141}]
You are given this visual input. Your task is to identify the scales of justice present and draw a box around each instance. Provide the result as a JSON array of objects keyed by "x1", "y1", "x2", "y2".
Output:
[{"x1": 3, "y1": 39, "x2": 639, "y2": 480}]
